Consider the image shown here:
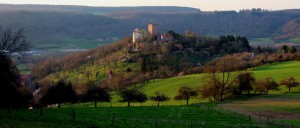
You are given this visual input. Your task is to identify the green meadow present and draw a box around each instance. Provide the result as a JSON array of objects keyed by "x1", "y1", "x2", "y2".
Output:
[
  {"x1": 0, "y1": 106, "x2": 279, "y2": 128},
  {"x1": 249, "y1": 37, "x2": 275, "y2": 46},
  {"x1": 34, "y1": 37, "x2": 113, "y2": 50}
]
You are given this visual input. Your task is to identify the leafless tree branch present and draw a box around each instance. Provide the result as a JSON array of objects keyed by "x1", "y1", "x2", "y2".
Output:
[{"x1": 0, "y1": 27, "x2": 30, "y2": 56}]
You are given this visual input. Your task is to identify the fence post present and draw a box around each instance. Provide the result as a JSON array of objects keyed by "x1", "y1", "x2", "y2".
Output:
[
  {"x1": 72, "y1": 109, "x2": 76, "y2": 122},
  {"x1": 112, "y1": 113, "x2": 116, "y2": 125},
  {"x1": 40, "y1": 106, "x2": 43, "y2": 117}
]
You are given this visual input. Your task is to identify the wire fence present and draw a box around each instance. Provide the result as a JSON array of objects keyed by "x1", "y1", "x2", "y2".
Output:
[{"x1": 2, "y1": 105, "x2": 298, "y2": 128}]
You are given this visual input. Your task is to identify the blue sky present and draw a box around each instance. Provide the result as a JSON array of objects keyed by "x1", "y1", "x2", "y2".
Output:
[{"x1": 1, "y1": 0, "x2": 299, "y2": 11}]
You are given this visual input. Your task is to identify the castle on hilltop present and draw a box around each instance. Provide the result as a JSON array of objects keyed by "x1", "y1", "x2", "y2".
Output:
[
  {"x1": 131, "y1": 23, "x2": 173, "y2": 52},
  {"x1": 148, "y1": 23, "x2": 158, "y2": 38}
]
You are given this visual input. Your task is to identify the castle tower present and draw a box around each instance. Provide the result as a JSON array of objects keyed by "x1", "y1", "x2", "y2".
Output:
[{"x1": 148, "y1": 23, "x2": 158, "y2": 37}]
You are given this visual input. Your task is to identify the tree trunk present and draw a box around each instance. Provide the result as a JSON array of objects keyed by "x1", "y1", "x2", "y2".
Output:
[
  {"x1": 127, "y1": 101, "x2": 130, "y2": 107},
  {"x1": 8, "y1": 102, "x2": 12, "y2": 114},
  {"x1": 58, "y1": 103, "x2": 61, "y2": 108},
  {"x1": 40, "y1": 105, "x2": 43, "y2": 116},
  {"x1": 289, "y1": 87, "x2": 291, "y2": 92},
  {"x1": 94, "y1": 101, "x2": 97, "y2": 108},
  {"x1": 157, "y1": 102, "x2": 160, "y2": 107},
  {"x1": 186, "y1": 98, "x2": 189, "y2": 105}
]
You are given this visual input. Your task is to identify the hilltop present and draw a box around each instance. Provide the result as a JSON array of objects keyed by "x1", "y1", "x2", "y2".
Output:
[{"x1": 32, "y1": 31, "x2": 252, "y2": 89}]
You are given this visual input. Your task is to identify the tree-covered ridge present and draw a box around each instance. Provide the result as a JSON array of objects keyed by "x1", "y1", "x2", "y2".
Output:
[{"x1": 0, "y1": 5, "x2": 299, "y2": 49}]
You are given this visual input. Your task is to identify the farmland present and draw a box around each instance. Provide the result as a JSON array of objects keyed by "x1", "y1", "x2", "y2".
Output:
[
  {"x1": 3, "y1": 58, "x2": 300, "y2": 128},
  {"x1": 0, "y1": 105, "x2": 279, "y2": 128},
  {"x1": 219, "y1": 94, "x2": 300, "y2": 127}
]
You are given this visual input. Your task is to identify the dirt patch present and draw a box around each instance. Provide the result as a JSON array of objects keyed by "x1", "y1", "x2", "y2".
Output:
[{"x1": 218, "y1": 97, "x2": 300, "y2": 120}]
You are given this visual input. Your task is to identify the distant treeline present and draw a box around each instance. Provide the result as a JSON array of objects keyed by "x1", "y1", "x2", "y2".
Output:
[{"x1": 0, "y1": 5, "x2": 299, "y2": 48}]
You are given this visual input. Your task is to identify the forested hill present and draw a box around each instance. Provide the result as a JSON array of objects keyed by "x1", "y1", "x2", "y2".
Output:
[
  {"x1": 0, "y1": 4, "x2": 200, "y2": 14},
  {"x1": 0, "y1": 4, "x2": 300, "y2": 49}
]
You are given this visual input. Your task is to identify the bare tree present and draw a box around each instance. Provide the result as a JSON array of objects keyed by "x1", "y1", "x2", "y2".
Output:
[
  {"x1": 0, "y1": 26, "x2": 31, "y2": 111},
  {"x1": 279, "y1": 77, "x2": 299, "y2": 92},
  {"x1": 202, "y1": 55, "x2": 239, "y2": 101},
  {"x1": 0, "y1": 27, "x2": 30, "y2": 56},
  {"x1": 255, "y1": 77, "x2": 279, "y2": 94}
]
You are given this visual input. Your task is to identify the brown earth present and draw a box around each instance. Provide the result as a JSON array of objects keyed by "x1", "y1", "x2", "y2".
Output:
[{"x1": 218, "y1": 97, "x2": 300, "y2": 120}]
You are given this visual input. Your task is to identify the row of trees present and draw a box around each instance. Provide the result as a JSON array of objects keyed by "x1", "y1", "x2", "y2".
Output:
[
  {"x1": 199, "y1": 54, "x2": 300, "y2": 101},
  {"x1": 41, "y1": 71, "x2": 299, "y2": 108},
  {"x1": 201, "y1": 73, "x2": 299, "y2": 102},
  {"x1": 278, "y1": 45, "x2": 297, "y2": 54},
  {"x1": 39, "y1": 81, "x2": 199, "y2": 108}
]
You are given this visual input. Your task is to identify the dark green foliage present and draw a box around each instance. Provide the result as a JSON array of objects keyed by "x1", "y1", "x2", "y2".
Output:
[
  {"x1": 174, "y1": 86, "x2": 198, "y2": 105},
  {"x1": 118, "y1": 87, "x2": 147, "y2": 107},
  {"x1": 218, "y1": 35, "x2": 251, "y2": 54},
  {"x1": 255, "y1": 77, "x2": 279, "y2": 94},
  {"x1": 278, "y1": 45, "x2": 297, "y2": 54},
  {"x1": 279, "y1": 45, "x2": 289, "y2": 53},
  {"x1": 41, "y1": 80, "x2": 77, "y2": 108},
  {"x1": 0, "y1": 54, "x2": 20, "y2": 108},
  {"x1": 0, "y1": 26, "x2": 31, "y2": 109},
  {"x1": 168, "y1": 30, "x2": 181, "y2": 40},
  {"x1": 150, "y1": 92, "x2": 170, "y2": 106},
  {"x1": 175, "y1": 34, "x2": 251, "y2": 55},
  {"x1": 235, "y1": 72, "x2": 255, "y2": 95},
  {"x1": 140, "y1": 54, "x2": 157, "y2": 73},
  {"x1": 288, "y1": 46, "x2": 297, "y2": 53},
  {"x1": 81, "y1": 85, "x2": 111, "y2": 107},
  {"x1": 0, "y1": 54, "x2": 32, "y2": 109}
]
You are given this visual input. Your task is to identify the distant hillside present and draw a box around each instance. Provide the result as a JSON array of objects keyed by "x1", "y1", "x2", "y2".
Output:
[
  {"x1": 0, "y1": 4, "x2": 200, "y2": 14},
  {"x1": 0, "y1": 11, "x2": 125, "y2": 49},
  {"x1": 0, "y1": 4, "x2": 300, "y2": 49},
  {"x1": 274, "y1": 18, "x2": 300, "y2": 42}
]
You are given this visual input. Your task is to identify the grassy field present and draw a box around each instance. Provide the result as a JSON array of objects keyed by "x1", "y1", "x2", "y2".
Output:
[
  {"x1": 34, "y1": 37, "x2": 113, "y2": 50},
  {"x1": 279, "y1": 37, "x2": 300, "y2": 43},
  {"x1": 249, "y1": 37, "x2": 275, "y2": 46},
  {"x1": 3, "y1": 61, "x2": 300, "y2": 128},
  {"x1": 0, "y1": 105, "x2": 279, "y2": 128},
  {"x1": 250, "y1": 61, "x2": 300, "y2": 80}
]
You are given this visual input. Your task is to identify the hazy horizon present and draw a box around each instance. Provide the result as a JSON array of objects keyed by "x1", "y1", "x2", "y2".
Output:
[{"x1": 1, "y1": 0, "x2": 299, "y2": 11}]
